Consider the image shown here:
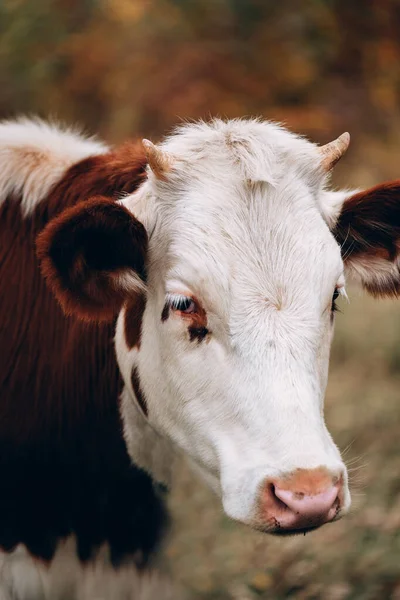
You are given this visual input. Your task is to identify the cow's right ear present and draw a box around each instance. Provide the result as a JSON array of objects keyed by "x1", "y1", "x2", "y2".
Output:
[{"x1": 36, "y1": 196, "x2": 148, "y2": 322}]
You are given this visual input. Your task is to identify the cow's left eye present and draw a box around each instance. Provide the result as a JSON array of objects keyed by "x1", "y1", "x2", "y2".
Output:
[{"x1": 331, "y1": 287, "x2": 340, "y2": 313}]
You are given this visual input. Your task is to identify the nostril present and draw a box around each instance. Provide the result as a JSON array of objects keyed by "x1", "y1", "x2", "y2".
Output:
[
  {"x1": 262, "y1": 482, "x2": 293, "y2": 520},
  {"x1": 269, "y1": 483, "x2": 290, "y2": 511}
]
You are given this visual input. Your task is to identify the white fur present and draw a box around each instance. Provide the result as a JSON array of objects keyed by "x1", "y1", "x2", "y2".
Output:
[
  {"x1": 115, "y1": 312, "x2": 178, "y2": 487},
  {"x1": 320, "y1": 189, "x2": 357, "y2": 227},
  {"x1": 115, "y1": 271, "x2": 147, "y2": 295},
  {"x1": 0, "y1": 118, "x2": 108, "y2": 216},
  {"x1": 120, "y1": 119, "x2": 352, "y2": 529}
]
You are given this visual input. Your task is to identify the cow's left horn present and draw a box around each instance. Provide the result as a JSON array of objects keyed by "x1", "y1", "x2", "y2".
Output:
[
  {"x1": 319, "y1": 132, "x2": 350, "y2": 172},
  {"x1": 142, "y1": 139, "x2": 173, "y2": 180}
]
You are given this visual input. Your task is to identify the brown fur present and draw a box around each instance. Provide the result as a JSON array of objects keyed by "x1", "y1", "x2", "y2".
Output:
[
  {"x1": 0, "y1": 142, "x2": 166, "y2": 563},
  {"x1": 161, "y1": 304, "x2": 170, "y2": 322},
  {"x1": 186, "y1": 297, "x2": 209, "y2": 342},
  {"x1": 334, "y1": 181, "x2": 400, "y2": 296},
  {"x1": 131, "y1": 368, "x2": 149, "y2": 417},
  {"x1": 125, "y1": 294, "x2": 147, "y2": 349},
  {"x1": 46, "y1": 141, "x2": 148, "y2": 209}
]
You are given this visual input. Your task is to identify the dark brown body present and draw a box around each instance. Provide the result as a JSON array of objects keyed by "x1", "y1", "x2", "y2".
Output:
[{"x1": 0, "y1": 143, "x2": 166, "y2": 564}]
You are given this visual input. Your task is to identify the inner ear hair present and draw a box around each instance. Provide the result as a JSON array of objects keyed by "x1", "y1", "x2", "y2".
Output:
[
  {"x1": 333, "y1": 181, "x2": 400, "y2": 297},
  {"x1": 334, "y1": 182, "x2": 400, "y2": 261}
]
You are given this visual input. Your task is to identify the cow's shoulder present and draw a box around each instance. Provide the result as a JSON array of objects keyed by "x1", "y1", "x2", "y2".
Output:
[{"x1": 0, "y1": 119, "x2": 165, "y2": 563}]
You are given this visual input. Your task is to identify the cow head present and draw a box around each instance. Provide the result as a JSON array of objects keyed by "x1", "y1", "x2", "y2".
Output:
[{"x1": 37, "y1": 119, "x2": 400, "y2": 535}]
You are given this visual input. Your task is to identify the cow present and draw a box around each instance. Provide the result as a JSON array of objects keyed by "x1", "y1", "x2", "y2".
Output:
[{"x1": 1, "y1": 117, "x2": 399, "y2": 578}]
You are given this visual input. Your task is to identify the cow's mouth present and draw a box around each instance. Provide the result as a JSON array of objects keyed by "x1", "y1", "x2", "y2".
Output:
[
  {"x1": 252, "y1": 519, "x2": 323, "y2": 536},
  {"x1": 269, "y1": 524, "x2": 322, "y2": 536}
]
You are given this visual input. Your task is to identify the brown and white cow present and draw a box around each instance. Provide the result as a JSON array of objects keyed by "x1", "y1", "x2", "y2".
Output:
[{"x1": 1, "y1": 117, "x2": 399, "y2": 567}]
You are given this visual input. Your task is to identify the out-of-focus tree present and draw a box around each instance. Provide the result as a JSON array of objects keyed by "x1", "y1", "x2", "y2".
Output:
[{"x1": 1, "y1": 0, "x2": 400, "y2": 142}]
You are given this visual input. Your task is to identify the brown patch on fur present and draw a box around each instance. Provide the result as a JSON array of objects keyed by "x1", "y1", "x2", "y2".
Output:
[
  {"x1": 18, "y1": 148, "x2": 49, "y2": 169},
  {"x1": 334, "y1": 180, "x2": 400, "y2": 297},
  {"x1": 46, "y1": 141, "x2": 147, "y2": 211},
  {"x1": 274, "y1": 467, "x2": 335, "y2": 496},
  {"x1": 161, "y1": 304, "x2": 170, "y2": 322},
  {"x1": 0, "y1": 141, "x2": 166, "y2": 562},
  {"x1": 125, "y1": 293, "x2": 147, "y2": 349},
  {"x1": 186, "y1": 298, "x2": 209, "y2": 342},
  {"x1": 131, "y1": 367, "x2": 148, "y2": 417},
  {"x1": 37, "y1": 196, "x2": 148, "y2": 322},
  {"x1": 189, "y1": 326, "x2": 209, "y2": 342},
  {"x1": 161, "y1": 295, "x2": 209, "y2": 341}
]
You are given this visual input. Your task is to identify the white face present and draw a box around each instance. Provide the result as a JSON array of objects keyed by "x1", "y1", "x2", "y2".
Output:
[{"x1": 117, "y1": 120, "x2": 351, "y2": 534}]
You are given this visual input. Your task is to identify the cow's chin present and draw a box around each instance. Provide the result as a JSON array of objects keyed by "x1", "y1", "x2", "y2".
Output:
[
  {"x1": 266, "y1": 510, "x2": 345, "y2": 536},
  {"x1": 259, "y1": 522, "x2": 323, "y2": 536},
  {"x1": 229, "y1": 511, "x2": 343, "y2": 537},
  {"x1": 216, "y1": 508, "x2": 325, "y2": 536}
]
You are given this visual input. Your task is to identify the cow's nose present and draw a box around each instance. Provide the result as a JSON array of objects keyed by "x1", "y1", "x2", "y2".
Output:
[{"x1": 262, "y1": 467, "x2": 343, "y2": 533}]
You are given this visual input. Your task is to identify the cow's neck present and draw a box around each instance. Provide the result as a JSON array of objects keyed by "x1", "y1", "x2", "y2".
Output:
[
  {"x1": 115, "y1": 307, "x2": 178, "y2": 486},
  {"x1": 120, "y1": 386, "x2": 177, "y2": 486}
]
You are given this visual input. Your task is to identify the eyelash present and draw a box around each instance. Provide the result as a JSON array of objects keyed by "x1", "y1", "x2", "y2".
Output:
[
  {"x1": 332, "y1": 287, "x2": 346, "y2": 313},
  {"x1": 166, "y1": 293, "x2": 197, "y2": 314}
]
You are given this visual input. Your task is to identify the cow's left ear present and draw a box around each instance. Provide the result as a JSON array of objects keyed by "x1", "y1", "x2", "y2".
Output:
[
  {"x1": 37, "y1": 196, "x2": 148, "y2": 321},
  {"x1": 332, "y1": 181, "x2": 400, "y2": 297}
]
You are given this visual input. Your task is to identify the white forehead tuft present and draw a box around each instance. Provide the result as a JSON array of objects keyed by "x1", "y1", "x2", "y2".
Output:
[
  {"x1": 160, "y1": 118, "x2": 321, "y2": 186},
  {"x1": 127, "y1": 118, "x2": 343, "y2": 314},
  {"x1": 132, "y1": 119, "x2": 343, "y2": 286}
]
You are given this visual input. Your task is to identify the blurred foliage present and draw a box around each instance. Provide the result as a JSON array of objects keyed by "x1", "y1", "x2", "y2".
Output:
[{"x1": 1, "y1": 0, "x2": 400, "y2": 142}]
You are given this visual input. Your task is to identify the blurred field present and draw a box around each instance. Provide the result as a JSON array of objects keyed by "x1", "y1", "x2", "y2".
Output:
[
  {"x1": 2, "y1": 0, "x2": 400, "y2": 144},
  {"x1": 1, "y1": 1, "x2": 400, "y2": 598}
]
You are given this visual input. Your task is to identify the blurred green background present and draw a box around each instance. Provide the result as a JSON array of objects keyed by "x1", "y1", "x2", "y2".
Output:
[{"x1": 1, "y1": 1, "x2": 400, "y2": 598}]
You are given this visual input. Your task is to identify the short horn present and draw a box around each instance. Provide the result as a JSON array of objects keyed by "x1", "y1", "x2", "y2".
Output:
[
  {"x1": 142, "y1": 139, "x2": 172, "y2": 180},
  {"x1": 319, "y1": 132, "x2": 350, "y2": 172}
]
